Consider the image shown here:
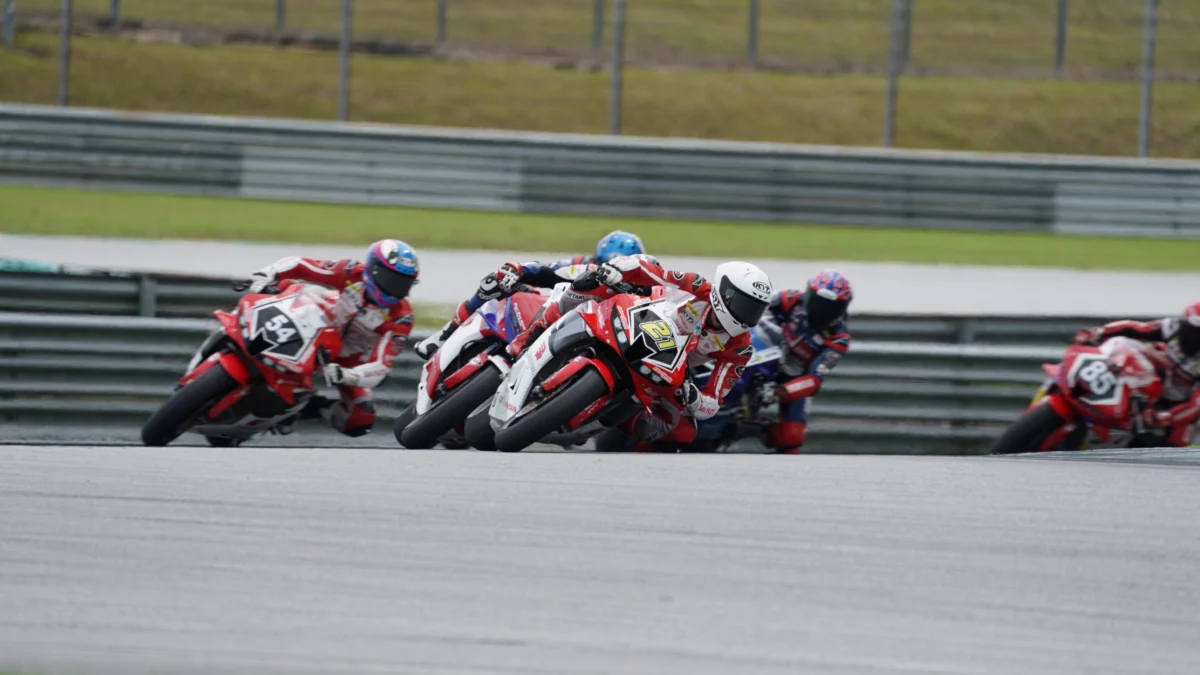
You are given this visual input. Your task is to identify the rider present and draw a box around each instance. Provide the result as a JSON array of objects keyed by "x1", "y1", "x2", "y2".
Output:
[
  {"x1": 1072, "y1": 300, "x2": 1200, "y2": 447},
  {"x1": 757, "y1": 270, "x2": 854, "y2": 454},
  {"x1": 238, "y1": 239, "x2": 419, "y2": 437},
  {"x1": 506, "y1": 255, "x2": 774, "y2": 450},
  {"x1": 413, "y1": 230, "x2": 647, "y2": 360}
]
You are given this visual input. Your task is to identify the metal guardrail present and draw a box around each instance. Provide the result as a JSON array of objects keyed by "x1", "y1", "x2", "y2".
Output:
[
  {"x1": 0, "y1": 311, "x2": 1062, "y2": 455},
  {"x1": 2, "y1": 104, "x2": 1199, "y2": 237},
  {"x1": 0, "y1": 269, "x2": 1146, "y2": 348}
]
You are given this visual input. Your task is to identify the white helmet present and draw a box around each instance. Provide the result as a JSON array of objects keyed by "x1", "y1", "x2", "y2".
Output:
[{"x1": 708, "y1": 261, "x2": 773, "y2": 337}]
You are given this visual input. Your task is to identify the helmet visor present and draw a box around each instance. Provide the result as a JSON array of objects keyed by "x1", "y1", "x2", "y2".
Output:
[
  {"x1": 805, "y1": 288, "x2": 848, "y2": 330},
  {"x1": 718, "y1": 276, "x2": 768, "y2": 329},
  {"x1": 369, "y1": 259, "x2": 416, "y2": 301}
]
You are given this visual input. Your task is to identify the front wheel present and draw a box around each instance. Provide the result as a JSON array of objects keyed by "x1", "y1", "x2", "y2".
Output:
[
  {"x1": 989, "y1": 403, "x2": 1066, "y2": 455},
  {"x1": 464, "y1": 402, "x2": 498, "y2": 451},
  {"x1": 142, "y1": 365, "x2": 240, "y2": 447},
  {"x1": 391, "y1": 404, "x2": 417, "y2": 447},
  {"x1": 400, "y1": 365, "x2": 504, "y2": 450},
  {"x1": 494, "y1": 369, "x2": 611, "y2": 453}
]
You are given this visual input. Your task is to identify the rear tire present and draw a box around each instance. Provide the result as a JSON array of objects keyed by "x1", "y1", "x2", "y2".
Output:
[
  {"x1": 391, "y1": 404, "x2": 417, "y2": 447},
  {"x1": 464, "y1": 403, "x2": 497, "y2": 451},
  {"x1": 400, "y1": 365, "x2": 503, "y2": 450},
  {"x1": 142, "y1": 365, "x2": 239, "y2": 447},
  {"x1": 494, "y1": 369, "x2": 611, "y2": 453},
  {"x1": 989, "y1": 403, "x2": 1066, "y2": 455}
]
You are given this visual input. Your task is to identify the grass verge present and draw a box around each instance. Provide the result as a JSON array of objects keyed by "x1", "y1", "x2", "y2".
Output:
[
  {"x1": 4, "y1": 185, "x2": 1200, "y2": 272},
  {"x1": 1, "y1": 33, "x2": 1199, "y2": 157}
]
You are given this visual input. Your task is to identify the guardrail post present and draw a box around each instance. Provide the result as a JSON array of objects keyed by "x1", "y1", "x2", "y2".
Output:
[
  {"x1": 591, "y1": 0, "x2": 604, "y2": 53},
  {"x1": 1053, "y1": 0, "x2": 1068, "y2": 77},
  {"x1": 2, "y1": 0, "x2": 14, "y2": 47},
  {"x1": 275, "y1": 0, "x2": 285, "y2": 37},
  {"x1": 137, "y1": 276, "x2": 158, "y2": 317},
  {"x1": 1137, "y1": 0, "x2": 1158, "y2": 158},
  {"x1": 746, "y1": 0, "x2": 759, "y2": 65},
  {"x1": 883, "y1": 0, "x2": 907, "y2": 147},
  {"x1": 337, "y1": 0, "x2": 352, "y2": 121},
  {"x1": 436, "y1": 0, "x2": 447, "y2": 45},
  {"x1": 956, "y1": 320, "x2": 975, "y2": 345},
  {"x1": 608, "y1": 0, "x2": 626, "y2": 135},
  {"x1": 57, "y1": 0, "x2": 72, "y2": 106},
  {"x1": 109, "y1": 0, "x2": 118, "y2": 25}
]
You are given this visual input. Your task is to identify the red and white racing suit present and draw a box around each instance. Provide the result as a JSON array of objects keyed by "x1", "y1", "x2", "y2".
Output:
[
  {"x1": 263, "y1": 257, "x2": 414, "y2": 436},
  {"x1": 1078, "y1": 318, "x2": 1200, "y2": 446},
  {"x1": 509, "y1": 256, "x2": 752, "y2": 447}
]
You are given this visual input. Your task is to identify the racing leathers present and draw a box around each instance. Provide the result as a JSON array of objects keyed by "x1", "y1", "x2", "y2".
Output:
[
  {"x1": 249, "y1": 256, "x2": 414, "y2": 436},
  {"x1": 508, "y1": 256, "x2": 753, "y2": 449},
  {"x1": 759, "y1": 289, "x2": 851, "y2": 454},
  {"x1": 1074, "y1": 318, "x2": 1200, "y2": 446},
  {"x1": 414, "y1": 255, "x2": 606, "y2": 360}
]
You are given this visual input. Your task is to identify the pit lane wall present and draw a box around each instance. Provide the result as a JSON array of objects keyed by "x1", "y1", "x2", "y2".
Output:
[
  {"x1": 1, "y1": 104, "x2": 1198, "y2": 237},
  {"x1": 0, "y1": 269, "x2": 1138, "y2": 455}
]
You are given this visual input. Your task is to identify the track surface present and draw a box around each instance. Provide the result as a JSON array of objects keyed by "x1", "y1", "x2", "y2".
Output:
[
  {"x1": 7, "y1": 233, "x2": 1200, "y2": 315},
  {"x1": 2, "y1": 447, "x2": 1199, "y2": 675}
]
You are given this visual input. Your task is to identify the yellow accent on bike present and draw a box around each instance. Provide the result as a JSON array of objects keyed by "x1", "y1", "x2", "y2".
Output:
[{"x1": 639, "y1": 319, "x2": 676, "y2": 350}]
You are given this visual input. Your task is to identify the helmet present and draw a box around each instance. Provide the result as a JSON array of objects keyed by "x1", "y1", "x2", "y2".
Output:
[
  {"x1": 595, "y1": 230, "x2": 645, "y2": 263},
  {"x1": 1179, "y1": 300, "x2": 1200, "y2": 357},
  {"x1": 709, "y1": 261, "x2": 773, "y2": 337},
  {"x1": 804, "y1": 270, "x2": 853, "y2": 331},
  {"x1": 362, "y1": 239, "x2": 419, "y2": 308}
]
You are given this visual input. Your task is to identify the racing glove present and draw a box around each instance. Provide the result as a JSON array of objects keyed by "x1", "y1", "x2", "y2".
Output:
[
  {"x1": 495, "y1": 262, "x2": 523, "y2": 293},
  {"x1": 323, "y1": 363, "x2": 361, "y2": 387},
  {"x1": 240, "y1": 268, "x2": 276, "y2": 294},
  {"x1": 1073, "y1": 327, "x2": 1104, "y2": 346},
  {"x1": 676, "y1": 380, "x2": 703, "y2": 415}
]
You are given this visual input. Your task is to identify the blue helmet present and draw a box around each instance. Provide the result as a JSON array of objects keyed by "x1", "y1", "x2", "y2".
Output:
[
  {"x1": 595, "y1": 230, "x2": 646, "y2": 263},
  {"x1": 363, "y1": 239, "x2": 419, "y2": 308}
]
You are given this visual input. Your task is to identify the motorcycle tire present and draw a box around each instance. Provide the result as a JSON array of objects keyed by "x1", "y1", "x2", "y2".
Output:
[
  {"x1": 464, "y1": 402, "x2": 498, "y2": 451},
  {"x1": 391, "y1": 404, "x2": 418, "y2": 447},
  {"x1": 988, "y1": 404, "x2": 1065, "y2": 455},
  {"x1": 400, "y1": 365, "x2": 503, "y2": 450},
  {"x1": 494, "y1": 369, "x2": 610, "y2": 453},
  {"x1": 141, "y1": 365, "x2": 239, "y2": 447},
  {"x1": 593, "y1": 426, "x2": 636, "y2": 452}
]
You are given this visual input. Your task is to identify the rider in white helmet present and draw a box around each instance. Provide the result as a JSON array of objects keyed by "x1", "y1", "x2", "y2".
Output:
[{"x1": 506, "y1": 256, "x2": 773, "y2": 450}]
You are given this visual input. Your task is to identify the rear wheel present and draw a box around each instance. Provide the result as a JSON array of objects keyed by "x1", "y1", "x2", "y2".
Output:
[
  {"x1": 142, "y1": 365, "x2": 240, "y2": 447},
  {"x1": 464, "y1": 403, "x2": 498, "y2": 451},
  {"x1": 494, "y1": 369, "x2": 611, "y2": 453},
  {"x1": 391, "y1": 404, "x2": 417, "y2": 447},
  {"x1": 400, "y1": 365, "x2": 504, "y2": 450},
  {"x1": 989, "y1": 404, "x2": 1066, "y2": 455}
]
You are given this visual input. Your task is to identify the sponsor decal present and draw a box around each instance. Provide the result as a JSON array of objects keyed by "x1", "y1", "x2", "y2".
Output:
[{"x1": 752, "y1": 281, "x2": 770, "y2": 294}]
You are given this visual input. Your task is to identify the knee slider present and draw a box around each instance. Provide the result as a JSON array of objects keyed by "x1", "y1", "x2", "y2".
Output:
[{"x1": 770, "y1": 422, "x2": 807, "y2": 449}]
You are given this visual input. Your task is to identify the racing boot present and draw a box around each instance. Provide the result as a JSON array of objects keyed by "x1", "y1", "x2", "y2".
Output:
[{"x1": 415, "y1": 319, "x2": 458, "y2": 361}]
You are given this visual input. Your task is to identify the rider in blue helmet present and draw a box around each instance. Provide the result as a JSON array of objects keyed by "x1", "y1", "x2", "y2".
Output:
[{"x1": 414, "y1": 230, "x2": 651, "y2": 360}]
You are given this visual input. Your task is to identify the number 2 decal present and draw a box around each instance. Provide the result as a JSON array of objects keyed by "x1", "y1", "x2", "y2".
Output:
[{"x1": 639, "y1": 320, "x2": 676, "y2": 350}]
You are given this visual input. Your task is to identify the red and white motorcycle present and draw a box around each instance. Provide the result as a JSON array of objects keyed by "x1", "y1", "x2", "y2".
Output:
[
  {"x1": 464, "y1": 285, "x2": 704, "y2": 453},
  {"x1": 990, "y1": 336, "x2": 1166, "y2": 454},
  {"x1": 141, "y1": 283, "x2": 343, "y2": 447}
]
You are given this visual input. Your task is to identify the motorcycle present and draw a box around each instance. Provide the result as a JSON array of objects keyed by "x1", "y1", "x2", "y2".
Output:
[
  {"x1": 989, "y1": 336, "x2": 1166, "y2": 454},
  {"x1": 394, "y1": 285, "x2": 548, "y2": 449},
  {"x1": 464, "y1": 285, "x2": 703, "y2": 453},
  {"x1": 141, "y1": 282, "x2": 343, "y2": 447},
  {"x1": 591, "y1": 322, "x2": 784, "y2": 452}
]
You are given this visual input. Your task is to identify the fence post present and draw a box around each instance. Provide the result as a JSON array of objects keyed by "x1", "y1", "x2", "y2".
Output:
[
  {"x1": 58, "y1": 0, "x2": 72, "y2": 106},
  {"x1": 898, "y1": 0, "x2": 912, "y2": 70},
  {"x1": 1137, "y1": 0, "x2": 1158, "y2": 158},
  {"x1": 2, "y1": 0, "x2": 14, "y2": 47},
  {"x1": 591, "y1": 0, "x2": 604, "y2": 53},
  {"x1": 436, "y1": 0, "x2": 447, "y2": 45},
  {"x1": 608, "y1": 0, "x2": 626, "y2": 135},
  {"x1": 883, "y1": 0, "x2": 907, "y2": 147},
  {"x1": 338, "y1": 0, "x2": 351, "y2": 121},
  {"x1": 746, "y1": 0, "x2": 759, "y2": 65},
  {"x1": 137, "y1": 276, "x2": 158, "y2": 318},
  {"x1": 275, "y1": 0, "x2": 285, "y2": 37},
  {"x1": 1054, "y1": 0, "x2": 1068, "y2": 77},
  {"x1": 109, "y1": 0, "x2": 118, "y2": 25}
]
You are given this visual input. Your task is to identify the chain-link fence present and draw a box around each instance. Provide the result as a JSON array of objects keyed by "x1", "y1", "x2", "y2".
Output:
[{"x1": 2, "y1": 0, "x2": 1196, "y2": 157}]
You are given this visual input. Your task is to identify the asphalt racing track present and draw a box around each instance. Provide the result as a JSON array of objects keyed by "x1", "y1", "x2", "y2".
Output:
[{"x1": 2, "y1": 446, "x2": 1199, "y2": 675}]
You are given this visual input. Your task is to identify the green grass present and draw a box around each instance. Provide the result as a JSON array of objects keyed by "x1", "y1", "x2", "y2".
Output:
[
  {"x1": 2, "y1": 33, "x2": 1199, "y2": 157},
  {"x1": 5, "y1": 185, "x2": 1200, "y2": 272},
  {"x1": 14, "y1": 0, "x2": 1200, "y2": 77}
]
